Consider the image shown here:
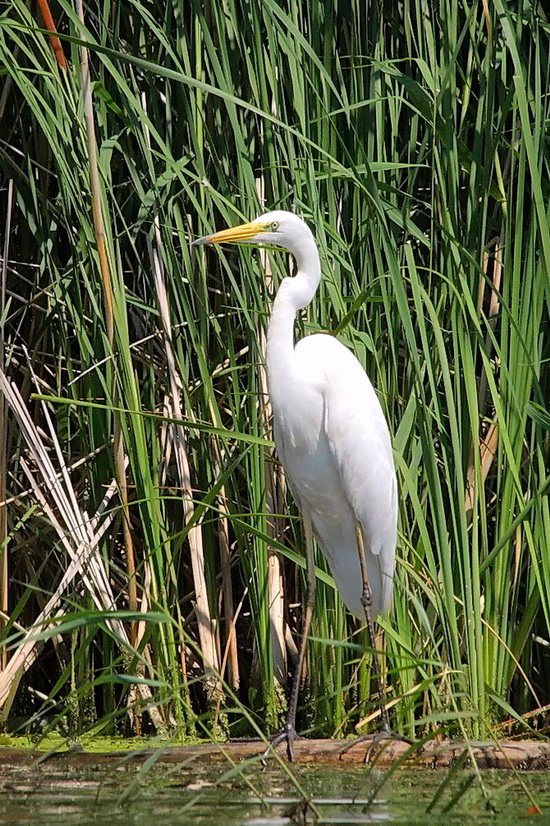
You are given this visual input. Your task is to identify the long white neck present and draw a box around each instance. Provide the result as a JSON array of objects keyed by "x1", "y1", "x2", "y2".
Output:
[{"x1": 265, "y1": 233, "x2": 321, "y2": 395}]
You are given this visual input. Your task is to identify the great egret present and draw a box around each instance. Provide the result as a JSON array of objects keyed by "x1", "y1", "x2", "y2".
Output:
[{"x1": 193, "y1": 211, "x2": 397, "y2": 760}]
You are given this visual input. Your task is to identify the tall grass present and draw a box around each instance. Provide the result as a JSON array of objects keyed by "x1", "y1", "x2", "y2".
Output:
[{"x1": 0, "y1": 0, "x2": 548, "y2": 742}]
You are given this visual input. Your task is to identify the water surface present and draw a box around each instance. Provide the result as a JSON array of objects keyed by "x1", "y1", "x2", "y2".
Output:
[{"x1": 1, "y1": 754, "x2": 548, "y2": 824}]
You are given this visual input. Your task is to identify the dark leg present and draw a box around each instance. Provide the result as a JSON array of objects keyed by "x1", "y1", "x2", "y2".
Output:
[
  {"x1": 265, "y1": 506, "x2": 316, "y2": 762},
  {"x1": 341, "y1": 522, "x2": 412, "y2": 759}
]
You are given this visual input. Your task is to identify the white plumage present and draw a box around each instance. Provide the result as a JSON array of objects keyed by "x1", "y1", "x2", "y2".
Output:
[{"x1": 269, "y1": 329, "x2": 396, "y2": 618}]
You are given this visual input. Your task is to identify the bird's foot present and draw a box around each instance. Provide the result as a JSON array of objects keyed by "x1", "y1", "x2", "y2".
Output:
[
  {"x1": 340, "y1": 723, "x2": 414, "y2": 764},
  {"x1": 260, "y1": 720, "x2": 300, "y2": 763}
]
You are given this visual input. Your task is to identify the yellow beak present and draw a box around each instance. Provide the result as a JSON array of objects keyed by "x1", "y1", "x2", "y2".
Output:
[{"x1": 192, "y1": 221, "x2": 269, "y2": 246}]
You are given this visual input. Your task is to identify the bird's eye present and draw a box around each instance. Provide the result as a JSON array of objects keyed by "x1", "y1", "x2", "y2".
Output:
[{"x1": 270, "y1": 221, "x2": 279, "y2": 231}]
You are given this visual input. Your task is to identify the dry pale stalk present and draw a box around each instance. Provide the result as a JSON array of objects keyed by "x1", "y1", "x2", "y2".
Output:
[
  {"x1": 0, "y1": 371, "x2": 162, "y2": 724},
  {"x1": 0, "y1": 178, "x2": 12, "y2": 669},
  {"x1": 465, "y1": 240, "x2": 502, "y2": 514},
  {"x1": 256, "y1": 190, "x2": 287, "y2": 687},
  {"x1": 148, "y1": 228, "x2": 220, "y2": 689},
  {"x1": 75, "y1": 0, "x2": 138, "y2": 648}
]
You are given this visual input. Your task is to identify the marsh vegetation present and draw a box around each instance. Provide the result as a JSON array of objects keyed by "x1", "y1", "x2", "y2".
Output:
[{"x1": 0, "y1": 0, "x2": 549, "y2": 751}]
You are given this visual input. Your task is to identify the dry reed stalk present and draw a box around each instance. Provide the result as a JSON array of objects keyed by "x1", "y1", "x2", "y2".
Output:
[
  {"x1": 254, "y1": 174, "x2": 288, "y2": 690},
  {"x1": 75, "y1": 0, "x2": 138, "y2": 650},
  {"x1": 208, "y1": 439, "x2": 239, "y2": 690},
  {"x1": 0, "y1": 179, "x2": 12, "y2": 669},
  {"x1": 141, "y1": 92, "x2": 220, "y2": 692},
  {"x1": 465, "y1": 240, "x2": 502, "y2": 513},
  {"x1": 0, "y1": 371, "x2": 163, "y2": 725},
  {"x1": 0, "y1": 372, "x2": 120, "y2": 712},
  {"x1": 148, "y1": 230, "x2": 220, "y2": 686}
]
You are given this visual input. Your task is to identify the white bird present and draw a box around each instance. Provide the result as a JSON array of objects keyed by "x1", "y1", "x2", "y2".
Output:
[{"x1": 193, "y1": 210, "x2": 397, "y2": 759}]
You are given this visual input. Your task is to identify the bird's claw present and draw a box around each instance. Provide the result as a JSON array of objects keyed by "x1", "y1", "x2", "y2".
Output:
[
  {"x1": 340, "y1": 725, "x2": 414, "y2": 763},
  {"x1": 260, "y1": 721, "x2": 300, "y2": 763}
]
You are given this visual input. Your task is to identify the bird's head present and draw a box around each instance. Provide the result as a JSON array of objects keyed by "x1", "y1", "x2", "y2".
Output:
[{"x1": 192, "y1": 210, "x2": 313, "y2": 255}]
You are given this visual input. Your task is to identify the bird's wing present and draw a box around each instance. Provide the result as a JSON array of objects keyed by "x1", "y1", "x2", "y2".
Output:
[{"x1": 303, "y1": 335, "x2": 397, "y2": 610}]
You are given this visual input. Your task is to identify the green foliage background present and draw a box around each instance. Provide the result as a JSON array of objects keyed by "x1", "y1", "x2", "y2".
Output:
[{"x1": 0, "y1": 0, "x2": 549, "y2": 741}]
